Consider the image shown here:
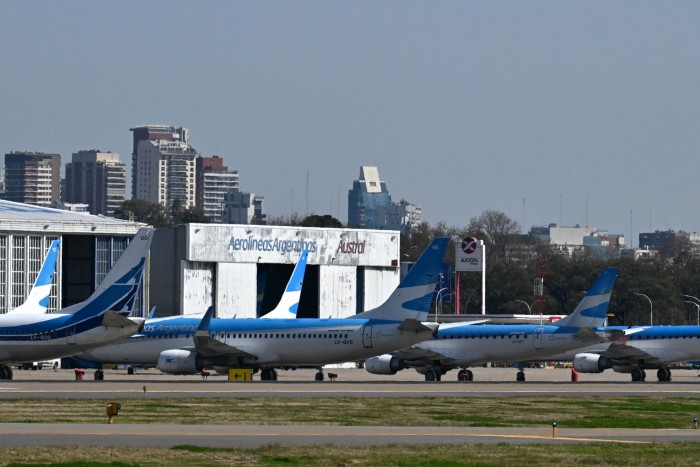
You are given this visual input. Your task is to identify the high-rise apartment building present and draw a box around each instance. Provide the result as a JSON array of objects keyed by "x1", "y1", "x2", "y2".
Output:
[
  {"x1": 64, "y1": 150, "x2": 126, "y2": 216},
  {"x1": 130, "y1": 125, "x2": 197, "y2": 210},
  {"x1": 196, "y1": 155, "x2": 239, "y2": 222},
  {"x1": 379, "y1": 199, "x2": 422, "y2": 236},
  {"x1": 129, "y1": 125, "x2": 189, "y2": 200},
  {"x1": 223, "y1": 190, "x2": 266, "y2": 224},
  {"x1": 3, "y1": 151, "x2": 61, "y2": 206},
  {"x1": 347, "y1": 166, "x2": 392, "y2": 229}
]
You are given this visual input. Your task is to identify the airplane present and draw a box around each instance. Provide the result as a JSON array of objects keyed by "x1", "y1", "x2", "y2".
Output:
[
  {"x1": 8, "y1": 239, "x2": 61, "y2": 315},
  {"x1": 78, "y1": 237, "x2": 449, "y2": 381},
  {"x1": 0, "y1": 228, "x2": 152, "y2": 380},
  {"x1": 262, "y1": 249, "x2": 308, "y2": 319},
  {"x1": 544, "y1": 325, "x2": 700, "y2": 382},
  {"x1": 364, "y1": 267, "x2": 620, "y2": 382},
  {"x1": 77, "y1": 245, "x2": 311, "y2": 368}
]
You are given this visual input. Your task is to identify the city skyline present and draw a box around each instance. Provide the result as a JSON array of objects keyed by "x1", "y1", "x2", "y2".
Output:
[{"x1": 2, "y1": 3, "x2": 699, "y2": 245}]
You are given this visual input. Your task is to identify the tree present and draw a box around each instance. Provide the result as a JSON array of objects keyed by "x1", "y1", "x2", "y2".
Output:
[
  {"x1": 113, "y1": 199, "x2": 168, "y2": 227},
  {"x1": 298, "y1": 214, "x2": 344, "y2": 228}
]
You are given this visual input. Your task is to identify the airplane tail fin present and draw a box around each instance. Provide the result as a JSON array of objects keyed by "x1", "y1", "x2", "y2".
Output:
[
  {"x1": 8, "y1": 239, "x2": 61, "y2": 315},
  {"x1": 553, "y1": 267, "x2": 618, "y2": 328},
  {"x1": 65, "y1": 228, "x2": 153, "y2": 321},
  {"x1": 354, "y1": 238, "x2": 449, "y2": 321},
  {"x1": 263, "y1": 250, "x2": 308, "y2": 319}
]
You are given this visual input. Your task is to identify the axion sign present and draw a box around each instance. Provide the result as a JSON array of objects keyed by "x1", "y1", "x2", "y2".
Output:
[
  {"x1": 455, "y1": 236, "x2": 484, "y2": 272},
  {"x1": 461, "y1": 237, "x2": 478, "y2": 254}
]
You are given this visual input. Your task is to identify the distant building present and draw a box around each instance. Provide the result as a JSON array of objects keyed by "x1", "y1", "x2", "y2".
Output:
[
  {"x1": 64, "y1": 150, "x2": 126, "y2": 216},
  {"x1": 130, "y1": 125, "x2": 189, "y2": 200},
  {"x1": 639, "y1": 230, "x2": 694, "y2": 257},
  {"x1": 131, "y1": 125, "x2": 197, "y2": 210},
  {"x1": 222, "y1": 189, "x2": 266, "y2": 224},
  {"x1": 379, "y1": 199, "x2": 422, "y2": 236},
  {"x1": 348, "y1": 166, "x2": 391, "y2": 229},
  {"x1": 347, "y1": 166, "x2": 420, "y2": 234},
  {"x1": 196, "y1": 156, "x2": 239, "y2": 223},
  {"x1": 530, "y1": 224, "x2": 625, "y2": 259},
  {"x1": 3, "y1": 151, "x2": 61, "y2": 206}
]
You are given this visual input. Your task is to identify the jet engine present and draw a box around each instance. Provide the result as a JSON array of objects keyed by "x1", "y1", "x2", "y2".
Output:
[
  {"x1": 157, "y1": 349, "x2": 203, "y2": 375},
  {"x1": 572, "y1": 353, "x2": 610, "y2": 373},
  {"x1": 364, "y1": 354, "x2": 402, "y2": 375}
]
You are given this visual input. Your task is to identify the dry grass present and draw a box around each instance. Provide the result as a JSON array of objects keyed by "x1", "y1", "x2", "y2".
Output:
[
  {"x1": 2, "y1": 396, "x2": 700, "y2": 429},
  {"x1": 3, "y1": 443, "x2": 700, "y2": 466}
]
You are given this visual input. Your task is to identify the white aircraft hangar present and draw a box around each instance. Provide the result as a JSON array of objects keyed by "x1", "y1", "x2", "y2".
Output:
[
  {"x1": 0, "y1": 200, "x2": 146, "y2": 314},
  {"x1": 0, "y1": 199, "x2": 403, "y2": 321},
  {"x1": 149, "y1": 224, "x2": 402, "y2": 319}
]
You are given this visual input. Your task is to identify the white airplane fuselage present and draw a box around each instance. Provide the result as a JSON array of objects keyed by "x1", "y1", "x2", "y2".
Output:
[
  {"x1": 0, "y1": 313, "x2": 143, "y2": 363},
  {"x1": 80, "y1": 316, "x2": 434, "y2": 368},
  {"x1": 417, "y1": 323, "x2": 601, "y2": 366}
]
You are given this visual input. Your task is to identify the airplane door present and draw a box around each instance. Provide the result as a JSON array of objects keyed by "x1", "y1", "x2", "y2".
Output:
[
  {"x1": 362, "y1": 325, "x2": 373, "y2": 349},
  {"x1": 533, "y1": 328, "x2": 544, "y2": 349},
  {"x1": 66, "y1": 326, "x2": 77, "y2": 345}
]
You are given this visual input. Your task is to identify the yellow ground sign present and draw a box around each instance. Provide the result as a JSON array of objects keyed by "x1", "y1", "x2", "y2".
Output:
[{"x1": 228, "y1": 368, "x2": 253, "y2": 381}]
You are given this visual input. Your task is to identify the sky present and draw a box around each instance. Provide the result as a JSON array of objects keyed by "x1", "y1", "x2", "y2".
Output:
[{"x1": 1, "y1": 2, "x2": 699, "y2": 247}]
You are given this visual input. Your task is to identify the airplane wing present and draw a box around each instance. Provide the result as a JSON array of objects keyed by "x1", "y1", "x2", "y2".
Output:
[
  {"x1": 391, "y1": 344, "x2": 487, "y2": 367},
  {"x1": 189, "y1": 306, "x2": 257, "y2": 360},
  {"x1": 585, "y1": 338, "x2": 687, "y2": 366},
  {"x1": 190, "y1": 334, "x2": 257, "y2": 359}
]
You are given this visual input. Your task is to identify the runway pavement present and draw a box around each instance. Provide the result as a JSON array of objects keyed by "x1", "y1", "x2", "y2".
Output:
[
  {"x1": 2, "y1": 366, "x2": 700, "y2": 447},
  {"x1": 2, "y1": 366, "x2": 700, "y2": 399},
  {"x1": 0, "y1": 423, "x2": 699, "y2": 447}
]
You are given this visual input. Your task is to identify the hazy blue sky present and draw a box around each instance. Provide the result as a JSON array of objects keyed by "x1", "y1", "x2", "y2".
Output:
[{"x1": 2, "y1": 2, "x2": 699, "y2": 246}]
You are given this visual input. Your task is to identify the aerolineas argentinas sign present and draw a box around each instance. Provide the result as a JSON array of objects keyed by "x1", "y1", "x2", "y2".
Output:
[{"x1": 455, "y1": 237, "x2": 484, "y2": 272}]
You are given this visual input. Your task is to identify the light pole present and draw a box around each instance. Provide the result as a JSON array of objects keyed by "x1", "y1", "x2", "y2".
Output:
[
  {"x1": 633, "y1": 293, "x2": 653, "y2": 326},
  {"x1": 439, "y1": 293, "x2": 454, "y2": 314},
  {"x1": 683, "y1": 295, "x2": 700, "y2": 326},
  {"x1": 684, "y1": 301, "x2": 700, "y2": 326},
  {"x1": 515, "y1": 300, "x2": 533, "y2": 314},
  {"x1": 435, "y1": 288, "x2": 448, "y2": 320},
  {"x1": 515, "y1": 299, "x2": 543, "y2": 315}
]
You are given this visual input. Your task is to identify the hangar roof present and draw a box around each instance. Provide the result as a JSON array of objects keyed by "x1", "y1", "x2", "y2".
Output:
[{"x1": 0, "y1": 200, "x2": 147, "y2": 235}]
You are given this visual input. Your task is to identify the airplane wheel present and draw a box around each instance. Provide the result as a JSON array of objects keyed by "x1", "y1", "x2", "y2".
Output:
[
  {"x1": 516, "y1": 371, "x2": 525, "y2": 382},
  {"x1": 272, "y1": 369, "x2": 278, "y2": 381},
  {"x1": 0, "y1": 366, "x2": 12, "y2": 380},
  {"x1": 261, "y1": 369, "x2": 276, "y2": 381},
  {"x1": 315, "y1": 371, "x2": 324, "y2": 381},
  {"x1": 631, "y1": 367, "x2": 644, "y2": 382},
  {"x1": 642, "y1": 369, "x2": 647, "y2": 381},
  {"x1": 657, "y1": 367, "x2": 671, "y2": 382},
  {"x1": 425, "y1": 370, "x2": 437, "y2": 382},
  {"x1": 457, "y1": 370, "x2": 470, "y2": 382}
]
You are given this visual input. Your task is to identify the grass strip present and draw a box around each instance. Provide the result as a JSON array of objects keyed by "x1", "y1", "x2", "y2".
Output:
[
  {"x1": 2, "y1": 443, "x2": 700, "y2": 466},
  {"x1": 1, "y1": 396, "x2": 700, "y2": 429}
]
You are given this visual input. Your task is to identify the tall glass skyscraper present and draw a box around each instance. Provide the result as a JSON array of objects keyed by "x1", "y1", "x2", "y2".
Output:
[{"x1": 347, "y1": 166, "x2": 391, "y2": 229}]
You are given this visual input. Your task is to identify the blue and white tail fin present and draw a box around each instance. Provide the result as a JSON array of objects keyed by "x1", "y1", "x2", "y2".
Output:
[
  {"x1": 8, "y1": 239, "x2": 60, "y2": 315},
  {"x1": 64, "y1": 228, "x2": 153, "y2": 320},
  {"x1": 354, "y1": 238, "x2": 449, "y2": 321},
  {"x1": 263, "y1": 250, "x2": 308, "y2": 319},
  {"x1": 554, "y1": 267, "x2": 618, "y2": 328}
]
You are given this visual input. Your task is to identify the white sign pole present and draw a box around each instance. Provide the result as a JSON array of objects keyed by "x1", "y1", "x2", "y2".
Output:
[{"x1": 480, "y1": 240, "x2": 486, "y2": 315}]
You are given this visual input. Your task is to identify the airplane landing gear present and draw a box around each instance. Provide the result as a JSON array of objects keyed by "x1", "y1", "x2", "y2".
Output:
[
  {"x1": 631, "y1": 367, "x2": 647, "y2": 382},
  {"x1": 657, "y1": 366, "x2": 672, "y2": 382},
  {"x1": 315, "y1": 370, "x2": 324, "y2": 381},
  {"x1": 0, "y1": 365, "x2": 13, "y2": 380},
  {"x1": 260, "y1": 368, "x2": 278, "y2": 381},
  {"x1": 424, "y1": 370, "x2": 441, "y2": 382},
  {"x1": 516, "y1": 370, "x2": 526, "y2": 382},
  {"x1": 457, "y1": 369, "x2": 473, "y2": 382}
]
